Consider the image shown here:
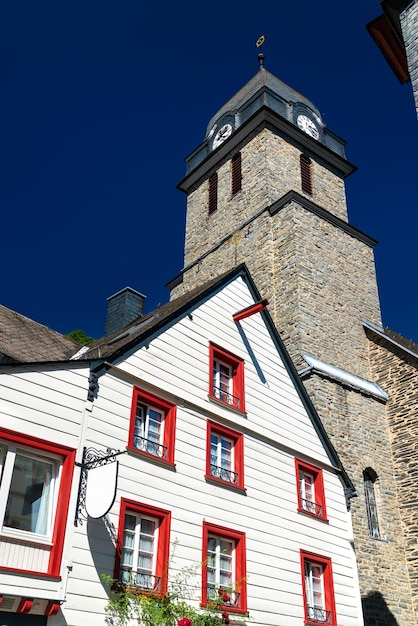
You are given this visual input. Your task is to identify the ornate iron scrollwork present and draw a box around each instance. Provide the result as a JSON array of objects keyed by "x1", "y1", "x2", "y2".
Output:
[{"x1": 74, "y1": 446, "x2": 126, "y2": 526}]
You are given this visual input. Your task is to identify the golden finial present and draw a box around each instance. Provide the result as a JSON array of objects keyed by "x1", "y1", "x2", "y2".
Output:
[{"x1": 255, "y1": 35, "x2": 266, "y2": 68}]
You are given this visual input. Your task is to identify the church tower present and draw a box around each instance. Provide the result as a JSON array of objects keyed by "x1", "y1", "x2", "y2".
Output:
[{"x1": 169, "y1": 54, "x2": 417, "y2": 625}]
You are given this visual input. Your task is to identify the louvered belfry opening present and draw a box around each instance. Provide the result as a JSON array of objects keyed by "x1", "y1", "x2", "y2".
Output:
[
  {"x1": 300, "y1": 153, "x2": 313, "y2": 196},
  {"x1": 231, "y1": 152, "x2": 242, "y2": 196},
  {"x1": 208, "y1": 172, "x2": 218, "y2": 214}
]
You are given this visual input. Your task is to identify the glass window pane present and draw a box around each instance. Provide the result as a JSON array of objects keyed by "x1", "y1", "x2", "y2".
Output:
[{"x1": 4, "y1": 454, "x2": 53, "y2": 535}]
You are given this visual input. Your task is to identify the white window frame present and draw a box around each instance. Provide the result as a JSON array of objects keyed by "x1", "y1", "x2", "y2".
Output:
[
  {"x1": 0, "y1": 443, "x2": 61, "y2": 543},
  {"x1": 207, "y1": 534, "x2": 235, "y2": 599},
  {"x1": 213, "y1": 359, "x2": 233, "y2": 402},
  {"x1": 304, "y1": 560, "x2": 325, "y2": 619},
  {"x1": 210, "y1": 433, "x2": 234, "y2": 481},
  {"x1": 300, "y1": 469, "x2": 315, "y2": 512},
  {"x1": 120, "y1": 511, "x2": 159, "y2": 589},
  {"x1": 134, "y1": 401, "x2": 165, "y2": 455}
]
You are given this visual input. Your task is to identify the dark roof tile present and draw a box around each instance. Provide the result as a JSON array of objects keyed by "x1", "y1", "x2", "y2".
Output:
[{"x1": 0, "y1": 304, "x2": 81, "y2": 363}]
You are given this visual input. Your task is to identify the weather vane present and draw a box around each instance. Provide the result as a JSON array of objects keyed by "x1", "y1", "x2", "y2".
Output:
[{"x1": 255, "y1": 35, "x2": 266, "y2": 68}]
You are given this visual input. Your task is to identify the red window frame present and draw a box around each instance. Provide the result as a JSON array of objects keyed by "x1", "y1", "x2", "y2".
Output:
[
  {"x1": 0, "y1": 428, "x2": 76, "y2": 578},
  {"x1": 208, "y1": 343, "x2": 245, "y2": 413},
  {"x1": 114, "y1": 498, "x2": 171, "y2": 594},
  {"x1": 128, "y1": 387, "x2": 177, "y2": 466},
  {"x1": 300, "y1": 550, "x2": 336, "y2": 626},
  {"x1": 202, "y1": 521, "x2": 247, "y2": 614},
  {"x1": 206, "y1": 421, "x2": 245, "y2": 490},
  {"x1": 295, "y1": 458, "x2": 328, "y2": 521}
]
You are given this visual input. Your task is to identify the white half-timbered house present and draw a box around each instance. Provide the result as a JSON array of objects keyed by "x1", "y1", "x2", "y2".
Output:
[{"x1": 0, "y1": 266, "x2": 364, "y2": 625}]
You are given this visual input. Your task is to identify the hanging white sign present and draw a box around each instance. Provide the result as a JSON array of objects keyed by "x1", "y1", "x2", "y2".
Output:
[{"x1": 85, "y1": 461, "x2": 118, "y2": 519}]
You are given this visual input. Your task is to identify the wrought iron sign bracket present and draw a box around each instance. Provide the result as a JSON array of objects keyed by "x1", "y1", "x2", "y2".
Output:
[{"x1": 74, "y1": 446, "x2": 127, "y2": 527}]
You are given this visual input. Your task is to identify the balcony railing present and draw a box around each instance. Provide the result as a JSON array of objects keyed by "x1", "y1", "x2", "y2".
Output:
[
  {"x1": 210, "y1": 464, "x2": 238, "y2": 484},
  {"x1": 307, "y1": 606, "x2": 332, "y2": 624},
  {"x1": 302, "y1": 498, "x2": 323, "y2": 517},
  {"x1": 120, "y1": 570, "x2": 162, "y2": 592},
  {"x1": 212, "y1": 386, "x2": 240, "y2": 409},
  {"x1": 133, "y1": 436, "x2": 168, "y2": 459}
]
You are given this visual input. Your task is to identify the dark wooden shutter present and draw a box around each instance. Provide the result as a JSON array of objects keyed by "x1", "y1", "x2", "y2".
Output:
[
  {"x1": 208, "y1": 173, "x2": 218, "y2": 214},
  {"x1": 300, "y1": 154, "x2": 313, "y2": 196},
  {"x1": 231, "y1": 152, "x2": 242, "y2": 195}
]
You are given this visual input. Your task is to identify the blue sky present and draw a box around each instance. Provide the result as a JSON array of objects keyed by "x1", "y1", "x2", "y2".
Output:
[{"x1": 1, "y1": 0, "x2": 417, "y2": 342}]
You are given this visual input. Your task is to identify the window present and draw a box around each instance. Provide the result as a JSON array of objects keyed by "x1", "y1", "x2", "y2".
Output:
[
  {"x1": 202, "y1": 522, "x2": 247, "y2": 613},
  {"x1": 300, "y1": 154, "x2": 313, "y2": 195},
  {"x1": 208, "y1": 173, "x2": 218, "y2": 215},
  {"x1": 128, "y1": 387, "x2": 177, "y2": 465},
  {"x1": 231, "y1": 152, "x2": 242, "y2": 195},
  {"x1": 295, "y1": 458, "x2": 327, "y2": 521},
  {"x1": 206, "y1": 421, "x2": 245, "y2": 490},
  {"x1": 209, "y1": 344, "x2": 245, "y2": 413},
  {"x1": 300, "y1": 551, "x2": 336, "y2": 625},
  {"x1": 115, "y1": 499, "x2": 171, "y2": 593},
  {"x1": 0, "y1": 429, "x2": 75, "y2": 576},
  {"x1": 364, "y1": 468, "x2": 381, "y2": 539}
]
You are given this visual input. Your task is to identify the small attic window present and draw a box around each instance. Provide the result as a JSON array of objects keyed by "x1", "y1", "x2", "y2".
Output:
[
  {"x1": 300, "y1": 154, "x2": 313, "y2": 196},
  {"x1": 208, "y1": 173, "x2": 218, "y2": 215}
]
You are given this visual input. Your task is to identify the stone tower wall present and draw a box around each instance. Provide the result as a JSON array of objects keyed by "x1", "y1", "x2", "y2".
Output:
[
  {"x1": 367, "y1": 332, "x2": 418, "y2": 622},
  {"x1": 269, "y1": 202, "x2": 382, "y2": 374},
  {"x1": 400, "y1": 0, "x2": 418, "y2": 118},
  {"x1": 183, "y1": 129, "x2": 349, "y2": 270}
]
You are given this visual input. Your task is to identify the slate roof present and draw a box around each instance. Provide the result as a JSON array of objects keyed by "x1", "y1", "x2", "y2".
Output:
[
  {"x1": 205, "y1": 66, "x2": 321, "y2": 138},
  {"x1": 0, "y1": 304, "x2": 81, "y2": 364}
]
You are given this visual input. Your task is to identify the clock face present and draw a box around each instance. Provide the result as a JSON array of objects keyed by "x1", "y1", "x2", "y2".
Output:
[
  {"x1": 296, "y1": 114, "x2": 320, "y2": 140},
  {"x1": 212, "y1": 123, "x2": 233, "y2": 150}
]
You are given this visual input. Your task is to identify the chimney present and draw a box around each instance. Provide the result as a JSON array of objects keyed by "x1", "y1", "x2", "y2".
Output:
[{"x1": 105, "y1": 287, "x2": 146, "y2": 337}]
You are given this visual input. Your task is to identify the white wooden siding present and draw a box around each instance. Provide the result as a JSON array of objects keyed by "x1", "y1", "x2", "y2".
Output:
[
  {"x1": 63, "y1": 277, "x2": 363, "y2": 626},
  {"x1": 0, "y1": 364, "x2": 90, "y2": 600},
  {"x1": 0, "y1": 278, "x2": 363, "y2": 625}
]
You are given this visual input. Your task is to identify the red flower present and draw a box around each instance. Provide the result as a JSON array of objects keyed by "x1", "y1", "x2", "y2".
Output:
[
  {"x1": 177, "y1": 619, "x2": 193, "y2": 626},
  {"x1": 218, "y1": 589, "x2": 230, "y2": 602}
]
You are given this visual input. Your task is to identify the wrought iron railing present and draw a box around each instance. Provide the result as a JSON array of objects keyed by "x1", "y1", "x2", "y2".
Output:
[
  {"x1": 210, "y1": 464, "x2": 238, "y2": 484},
  {"x1": 133, "y1": 436, "x2": 168, "y2": 459},
  {"x1": 212, "y1": 386, "x2": 240, "y2": 409},
  {"x1": 302, "y1": 498, "x2": 323, "y2": 517},
  {"x1": 307, "y1": 606, "x2": 332, "y2": 623},
  {"x1": 120, "y1": 570, "x2": 162, "y2": 592}
]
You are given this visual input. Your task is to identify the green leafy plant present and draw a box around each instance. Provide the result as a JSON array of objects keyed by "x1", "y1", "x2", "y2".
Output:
[
  {"x1": 65, "y1": 329, "x2": 95, "y2": 345},
  {"x1": 102, "y1": 547, "x2": 248, "y2": 626}
]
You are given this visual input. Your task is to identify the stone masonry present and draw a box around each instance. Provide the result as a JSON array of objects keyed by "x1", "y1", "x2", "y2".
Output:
[
  {"x1": 367, "y1": 329, "x2": 418, "y2": 621},
  {"x1": 400, "y1": 0, "x2": 418, "y2": 118}
]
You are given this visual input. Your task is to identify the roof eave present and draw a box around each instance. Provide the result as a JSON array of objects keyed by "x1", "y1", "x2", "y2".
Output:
[{"x1": 177, "y1": 107, "x2": 356, "y2": 194}]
